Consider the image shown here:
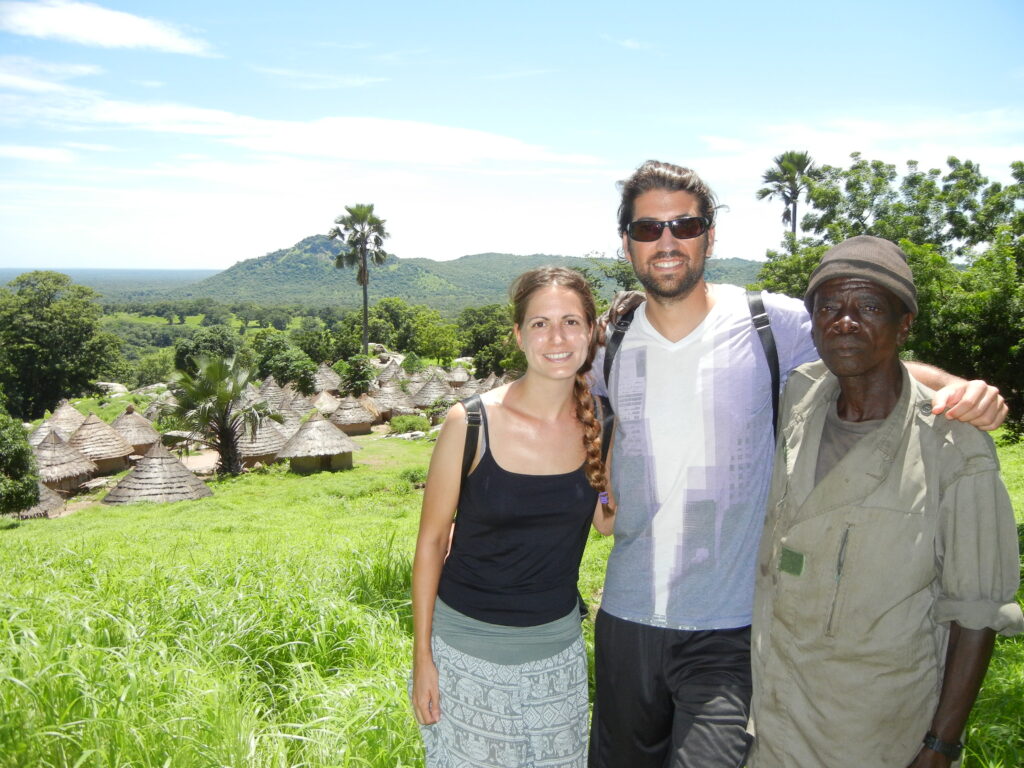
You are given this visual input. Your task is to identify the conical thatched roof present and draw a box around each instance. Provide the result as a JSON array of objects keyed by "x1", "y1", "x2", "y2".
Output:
[
  {"x1": 239, "y1": 419, "x2": 288, "y2": 458},
  {"x1": 20, "y1": 481, "x2": 64, "y2": 519},
  {"x1": 377, "y1": 358, "x2": 404, "y2": 384},
  {"x1": 457, "y1": 378, "x2": 482, "y2": 396},
  {"x1": 373, "y1": 384, "x2": 416, "y2": 414},
  {"x1": 259, "y1": 376, "x2": 285, "y2": 409},
  {"x1": 69, "y1": 414, "x2": 133, "y2": 462},
  {"x1": 329, "y1": 395, "x2": 375, "y2": 426},
  {"x1": 33, "y1": 431, "x2": 98, "y2": 484},
  {"x1": 49, "y1": 400, "x2": 86, "y2": 435},
  {"x1": 358, "y1": 393, "x2": 381, "y2": 421},
  {"x1": 277, "y1": 413, "x2": 361, "y2": 458},
  {"x1": 111, "y1": 405, "x2": 160, "y2": 452},
  {"x1": 447, "y1": 366, "x2": 471, "y2": 384},
  {"x1": 311, "y1": 390, "x2": 341, "y2": 415},
  {"x1": 412, "y1": 373, "x2": 455, "y2": 408},
  {"x1": 102, "y1": 442, "x2": 213, "y2": 505},
  {"x1": 314, "y1": 363, "x2": 342, "y2": 393},
  {"x1": 284, "y1": 392, "x2": 315, "y2": 417},
  {"x1": 28, "y1": 420, "x2": 70, "y2": 448}
]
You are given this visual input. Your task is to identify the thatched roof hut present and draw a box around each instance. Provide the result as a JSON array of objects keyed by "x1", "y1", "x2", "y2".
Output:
[
  {"x1": 358, "y1": 393, "x2": 382, "y2": 423},
  {"x1": 311, "y1": 390, "x2": 341, "y2": 415},
  {"x1": 373, "y1": 385, "x2": 417, "y2": 420},
  {"x1": 68, "y1": 414, "x2": 133, "y2": 475},
  {"x1": 102, "y1": 442, "x2": 213, "y2": 505},
  {"x1": 111, "y1": 404, "x2": 160, "y2": 455},
  {"x1": 49, "y1": 400, "x2": 86, "y2": 435},
  {"x1": 259, "y1": 376, "x2": 285, "y2": 409},
  {"x1": 457, "y1": 378, "x2": 482, "y2": 397},
  {"x1": 28, "y1": 420, "x2": 70, "y2": 448},
  {"x1": 376, "y1": 358, "x2": 404, "y2": 385},
  {"x1": 478, "y1": 372, "x2": 499, "y2": 393},
  {"x1": 18, "y1": 481, "x2": 65, "y2": 519},
  {"x1": 329, "y1": 395, "x2": 375, "y2": 436},
  {"x1": 411, "y1": 373, "x2": 455, "y2": 408},
  {"x1": 239, "y1": 419, "x2": 288, "y2": 467},
  {"x1": 277, "y1": 413, "x2": 361, "y2": 473},
  {"x1": 447, "y1": 366, "x2": 471, "y2": 386},
  {"x1": 314, "y1": 362, "x2": 342, "y2": 393},
  {"x1": 34, "y1": 431, "x2": 97, "y2": 491}
]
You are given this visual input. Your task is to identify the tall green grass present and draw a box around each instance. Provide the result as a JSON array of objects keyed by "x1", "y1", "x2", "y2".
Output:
[{"x1": 1, "y1": 435, "x2": 1021, "y2": 767}]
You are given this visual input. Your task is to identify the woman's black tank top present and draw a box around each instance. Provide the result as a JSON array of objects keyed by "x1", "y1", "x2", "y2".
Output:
[{"x1": 437, "y1": 403, "x2": 597, "y2": 627}]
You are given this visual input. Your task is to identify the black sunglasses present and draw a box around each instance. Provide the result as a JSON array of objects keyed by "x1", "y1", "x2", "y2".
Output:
[{"x1": 626, "y1": 215, "x2": 710, "y2": 242}]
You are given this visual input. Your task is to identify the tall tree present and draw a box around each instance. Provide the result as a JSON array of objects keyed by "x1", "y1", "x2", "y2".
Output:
[
  {"x1": 0, "y1": 406, "x2": 39, "y2": 515},
  {"x1": 756, "y1": 151, "x2": 819, "y2": 237},
  {"x1": 328, "y1": 203, "x2": 390, "y2": 354},
  {"x1": 0, "y1": 271, "x2": 122, "y2": 419},
  {"x1": 166, "y1": 356, "x2": 276, "y2": 475}
]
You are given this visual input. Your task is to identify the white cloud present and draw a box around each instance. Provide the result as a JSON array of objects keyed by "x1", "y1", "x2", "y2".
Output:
[
  {"x1": 0, "y1": 143, "x2": 73, "y2": 161},
  {"x1": 254, "y1": 67, "x2": 387, "y2": 90},
  {"x1": 0, "y1": 0, "x2": 214, "y2": 55}
]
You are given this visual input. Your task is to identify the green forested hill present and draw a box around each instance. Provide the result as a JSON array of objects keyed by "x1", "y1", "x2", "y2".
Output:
[
  {"x1": 167, "y1": 234, "x2": 763, "y2": 312},
  {"x1": 3, "y1": 236, "x2": 765, "y2": 313}
]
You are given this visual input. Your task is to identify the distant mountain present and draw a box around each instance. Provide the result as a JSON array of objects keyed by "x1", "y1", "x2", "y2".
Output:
[
  {"x1": 166, "y1": 234, "x2": 765, "y2": 314},
  {"x1": 0, "y1": 268, "x2": 219, "y2": 302}
]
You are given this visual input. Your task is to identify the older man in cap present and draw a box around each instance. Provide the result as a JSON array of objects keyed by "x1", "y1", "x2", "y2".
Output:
[{"x1": 748, "y1": 235, "x2": 1023, "y2": 767}]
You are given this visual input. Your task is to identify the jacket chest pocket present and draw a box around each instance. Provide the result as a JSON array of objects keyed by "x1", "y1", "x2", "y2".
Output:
[{"x1": 775, "y1": 507, "x2": 937, "y2": 641}]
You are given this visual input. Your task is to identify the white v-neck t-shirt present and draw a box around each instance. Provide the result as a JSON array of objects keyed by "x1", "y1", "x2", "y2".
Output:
[{"x1": 593, "y1": 285, "x2": 817, "y2": 629}]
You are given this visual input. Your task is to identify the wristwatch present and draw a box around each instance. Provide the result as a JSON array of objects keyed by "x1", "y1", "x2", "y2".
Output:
[{"x1": 922, "y1": 732, "x2": 963, "y2": 760}]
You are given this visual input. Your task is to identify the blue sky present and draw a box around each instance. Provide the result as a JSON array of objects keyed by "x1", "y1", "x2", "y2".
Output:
[{"x1": 1, "y1": 0, "x2": 1021, "y2": 270}]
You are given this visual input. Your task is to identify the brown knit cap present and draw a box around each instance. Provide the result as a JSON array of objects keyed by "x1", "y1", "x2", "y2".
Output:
[{"x1": 804, "y1": 235, "x2": 918, "y2": 315}]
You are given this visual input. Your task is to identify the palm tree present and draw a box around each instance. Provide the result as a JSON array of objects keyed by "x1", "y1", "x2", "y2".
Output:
[
  {"x1": 328, "y1": 203, "x2": 390, "y2": 354},
  {"x1": 756, "y1": 151, "x2": 819, "y2": 237},
  {"x1": 166, "y1": 355, "x2": 276, "y2": 475}
]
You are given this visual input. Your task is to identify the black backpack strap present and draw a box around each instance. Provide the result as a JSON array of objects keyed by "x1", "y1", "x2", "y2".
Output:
[
  {"x1": 460, "y1": 394, "x2": 483, "y2": 486},
  {"x1": 747, "y1": 290, "x2": 781, "y2": 438},
  {"x1": 599, "y1": 306, "x2": 637, "y2": 463}
]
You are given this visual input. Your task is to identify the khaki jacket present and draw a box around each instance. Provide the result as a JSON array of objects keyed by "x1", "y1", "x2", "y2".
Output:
[{"x1": 749, "y1": 361, "x2": 1022, "y2": 768}]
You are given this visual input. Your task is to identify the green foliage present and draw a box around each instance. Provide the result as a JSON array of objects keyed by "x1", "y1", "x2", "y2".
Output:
[
  {"x1": 389, "y1": 414, "x2": 430, "y2": 434},
  {"x1": 173, "y1": 325, "x2": 242, "y2": 374},
  {"x1": 134, "y1": 348, "x2": 176, "y2": 389},
  {"x1": 0, "y1": 271, "x2": 115, "y2": 419},
  {"x1": 425, "y1": 397, "x2": 457, "y2": 423},
  {"x1": 0, "y1": 410, "x2": 38, "y2": 515},
  {"x1": 410, "y1": 309, "x2": 461, "y2": 366},
  {"x1": 340, "y1": 354, "x2": 376, "y2": 396},
  {"x1": 399, "y1": 352, "x2": 423, "y2": 375},
  {"x1": 329, "y1": 203, "x2": 391, "y2": 355},
  {"x1": 753, "y1": 237, "x2": 828, "y2": 298},
  {"x1": 264, "y1": 347, "x2": 317, "y2": 396},
  {"x1": 167, "y1": 356, "x2": 276, "y2": 475},
  {"x1": 760, "y1": 153, "x2": 1024, "y2": 435},
  {"x1": 589, "y1": 254, "x2": 641, "y2": 294},
  {"x1": 398, "y1": 466, "x2": 427, "y2": 485},
  {"x1": 457, "y1": 303, "x2": 514, "y2": 377},
  {"x1": 756, "y1": 151, "x2": 820, "y2": 237},
  {"x1": 290, "y1": 316, "x2": 334, "y2": 363}
]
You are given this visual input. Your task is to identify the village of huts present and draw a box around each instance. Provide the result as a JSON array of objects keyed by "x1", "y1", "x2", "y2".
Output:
[{"x1": 12, "y1": 353, "x2": 499, "y2": 518}]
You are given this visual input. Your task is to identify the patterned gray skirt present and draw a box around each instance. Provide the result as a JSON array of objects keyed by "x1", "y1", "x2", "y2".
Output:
[{"x1": 415, "y1": 634, "x2": 589, "y2": 767}]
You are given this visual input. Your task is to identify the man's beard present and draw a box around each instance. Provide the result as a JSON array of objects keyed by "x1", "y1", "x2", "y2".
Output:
[{"x1": 631, "y1": 245, "x2": 707, "y2": 301}]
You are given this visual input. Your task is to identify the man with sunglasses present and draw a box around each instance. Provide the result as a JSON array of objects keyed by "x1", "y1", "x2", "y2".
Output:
[{"x1": 588, "y1": 160, "x2": 1007, "y2": 768}]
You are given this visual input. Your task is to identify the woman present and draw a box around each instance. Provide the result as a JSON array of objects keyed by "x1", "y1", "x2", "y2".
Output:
[{"x1": 411, "y1": 267, "x2": 608, "y2": 767}]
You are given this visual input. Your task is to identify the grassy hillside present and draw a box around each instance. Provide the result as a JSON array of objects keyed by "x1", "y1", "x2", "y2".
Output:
[
  {"x1": 1, "y1": 434, "x2": 1021, "y2": 767},
  {"x1": 166, "y1": 235, "x2": 764, "y2": 312}
]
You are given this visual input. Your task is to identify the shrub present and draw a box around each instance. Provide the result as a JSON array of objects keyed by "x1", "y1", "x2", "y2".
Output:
[{"x1": 389, "y1": 415, "x2": 430, "y2": 434}]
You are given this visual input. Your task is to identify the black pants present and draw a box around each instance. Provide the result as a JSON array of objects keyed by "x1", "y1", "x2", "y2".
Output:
[{"x1": 588, "y1": 610, "x2": 753, "y2": 768}]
